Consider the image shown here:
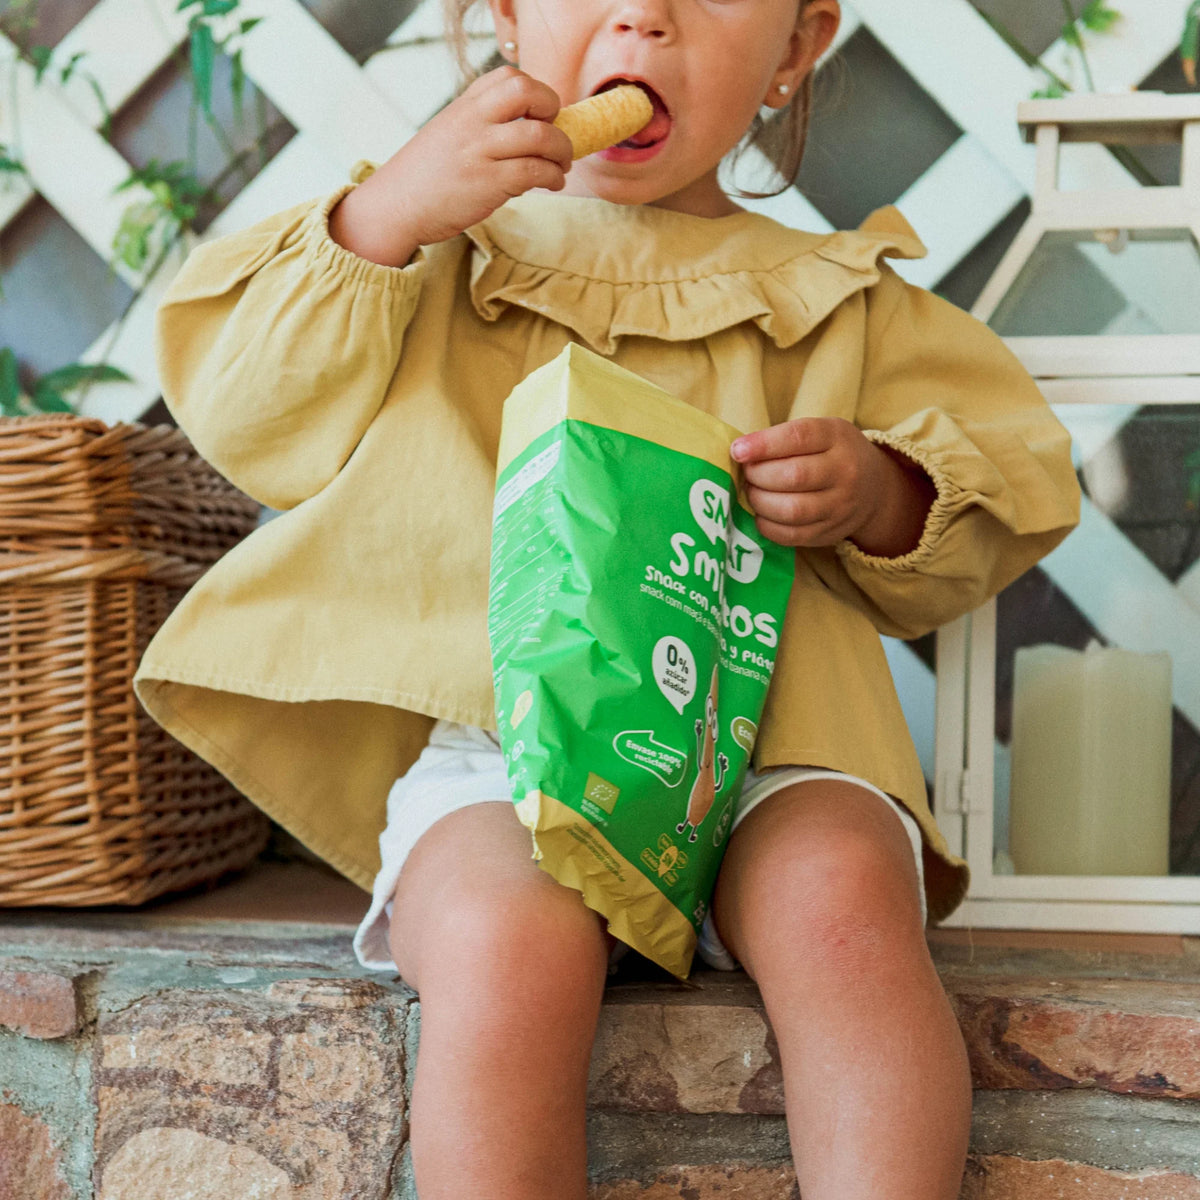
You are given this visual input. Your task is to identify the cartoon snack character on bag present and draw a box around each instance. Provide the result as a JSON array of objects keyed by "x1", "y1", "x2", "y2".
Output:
[
  {"x1": 488, "y1": 343, "x2": 792, "y2": 978},
  {"x1": 678, "y1": 665, "x2": 728, "y2": 844}
]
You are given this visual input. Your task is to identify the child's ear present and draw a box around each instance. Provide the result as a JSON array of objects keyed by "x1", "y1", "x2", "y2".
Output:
[
  {"x1": 487, "y1": 0, "x2": 518, "y2": 58},
  {"x1": 767, "y1": 0, "x2": 840, "y2": 106}
]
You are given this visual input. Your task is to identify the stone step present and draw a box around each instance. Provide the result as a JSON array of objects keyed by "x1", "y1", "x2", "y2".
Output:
[{"x1": 3, "y1": 900, "x2": 1200, "y2": 1198}]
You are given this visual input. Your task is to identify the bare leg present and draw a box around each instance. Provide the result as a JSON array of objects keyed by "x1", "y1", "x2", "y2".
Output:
[
  {"x1": 389, "y1": 802, "x2": 611, "y2": 1200},
  {"x1": 711, "y1": 782, "x2": 971, "y2": 1200}
]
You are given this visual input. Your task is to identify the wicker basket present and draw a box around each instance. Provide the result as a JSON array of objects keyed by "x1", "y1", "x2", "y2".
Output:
[{"x1": 0, "y1": 416, "x2": 270, "y2": 906}]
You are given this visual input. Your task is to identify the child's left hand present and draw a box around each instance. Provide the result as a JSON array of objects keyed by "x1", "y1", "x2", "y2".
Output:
[{"x1": 730, "y1": 418, "x2": 936, "y2": 557}]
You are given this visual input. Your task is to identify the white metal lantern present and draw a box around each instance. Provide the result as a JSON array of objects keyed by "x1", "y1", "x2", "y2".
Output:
[{"x1": 934, "y1": 93, "x2": 1200, "y2": 932}]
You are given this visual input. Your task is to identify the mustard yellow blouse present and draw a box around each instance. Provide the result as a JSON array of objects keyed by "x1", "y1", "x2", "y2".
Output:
[{"x1": 135, "y1": 184, "x2": 1081, "y2": 923}]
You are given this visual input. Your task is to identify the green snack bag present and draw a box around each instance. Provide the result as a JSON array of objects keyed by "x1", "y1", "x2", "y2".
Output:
[{"x1": 488, "y1": 344, "x2": 793, "y2": 978}]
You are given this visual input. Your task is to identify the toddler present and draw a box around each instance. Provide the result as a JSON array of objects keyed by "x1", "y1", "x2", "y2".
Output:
[{"x1": 137, "y1": 0, "x2": 1082, "y2": 1195}]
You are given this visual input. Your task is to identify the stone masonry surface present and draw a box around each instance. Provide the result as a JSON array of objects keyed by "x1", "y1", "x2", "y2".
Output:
[
  {"x1": 0, "y1": 970, "x2": 80, "y2": 1041},
  {"x1": 3, "y1": 912, "x2": 1200, "y2": 1197}
]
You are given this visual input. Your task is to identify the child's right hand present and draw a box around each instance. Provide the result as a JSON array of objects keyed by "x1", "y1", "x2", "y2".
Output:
[{"x1": 329, "y1": 68, "x2": 573, "y2": 268}]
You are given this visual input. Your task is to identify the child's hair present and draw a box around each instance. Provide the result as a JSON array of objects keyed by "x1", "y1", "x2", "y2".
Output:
[{"x1": 440, "y1": 0, "x2": 818, "y2": 198}]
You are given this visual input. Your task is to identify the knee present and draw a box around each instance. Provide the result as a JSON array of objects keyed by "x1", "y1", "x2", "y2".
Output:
[
  {"x1": 733, "y1": 821, "x2": 924, "y2": 982},
  {"x1": 401, "y1": 870, "x2": 609, "y2": 1004}
]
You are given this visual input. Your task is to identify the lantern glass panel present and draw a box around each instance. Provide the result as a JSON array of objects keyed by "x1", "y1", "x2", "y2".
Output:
[
  {"x1": 988, "y1": 229, "x2": 1200, "y2": 337},
  {"x1": 990, "y1": 406, "x2": 1200, "y2": 877}
]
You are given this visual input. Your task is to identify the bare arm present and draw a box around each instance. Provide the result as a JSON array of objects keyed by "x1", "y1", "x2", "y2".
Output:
[{"x1": 329, "y1": 67, "x2": 573, "y2": 268}]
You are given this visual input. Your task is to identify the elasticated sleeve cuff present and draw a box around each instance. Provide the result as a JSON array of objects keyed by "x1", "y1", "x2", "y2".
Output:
[
  {"x1": 303, "y1": 181, "x2": 427, "y2": 294},
  {"x1": 834, "y1": 431, "x2": 963, "y2": 575}
]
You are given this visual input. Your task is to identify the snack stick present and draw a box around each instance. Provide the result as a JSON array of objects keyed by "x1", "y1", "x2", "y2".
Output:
[{"x1": 553, "y1": 86, "x2": 654, "y2": 160}]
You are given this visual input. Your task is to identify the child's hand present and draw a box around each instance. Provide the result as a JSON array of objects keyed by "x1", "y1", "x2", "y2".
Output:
[
  {"x1": 329, "y1": 67, "x2": 573, "y2": 267},
  {"x1": 730, "y1": 419, "x2": 937, "y2": 557}
]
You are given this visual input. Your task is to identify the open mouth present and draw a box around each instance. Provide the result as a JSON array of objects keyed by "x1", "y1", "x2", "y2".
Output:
[{"x1": 594, "y1": 78, "x2": 671, "y2": 149}]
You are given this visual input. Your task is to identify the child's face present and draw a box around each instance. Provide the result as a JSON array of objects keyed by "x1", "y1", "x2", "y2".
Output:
[{"x1": 488, "y1": 0, "x2": 840, "y2": 217}]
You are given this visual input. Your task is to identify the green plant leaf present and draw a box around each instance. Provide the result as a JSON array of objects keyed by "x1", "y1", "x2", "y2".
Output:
[
  {"x1": 1061, "y1": 20, "x2": 1084, "y2": 48},
  {"x1": 230, "y1": 48, "x2": 245, "y2": 124},
  {"x1": 27, "y1": 362, "x2": 133, "y2": 415},
  {"x1": 1080, "y1": 0, "x2": 1120, "y2": 33},
  {"x1": 28, "y1": 44, "x2": 52, "y2": 82},
  {"x1": 114, "y1": 160, "x2": 208, "y2": 222},
  {"x1": 85, "y1": 75, "x2": 114, "y2": 139},
  {"x1": 178, "y1": 0, "x2": 239, "y2": 13},
  {"x1": 240, "y1": 17, "x2": 262, "y2": 34},
  {"x1": 36, "y1": 363, "x2": 131, "y2": 393},
  {"x1": 0, "y1": 152, "x2": 26, "y2": 174},
  {"x1": 190, "y1": 21, "x2": 216, "y2": 116},
  {"x1": 30, "y1": 385, "x2": 74, "y2": 414},
  {"x1": 1185, "y1": 445, "x2": 1200, "y2": 509},
  {"x1": 59, "y1": 50, "x2": 87, "y2": 84},
  {"x1": 112, "y1": 201, "x2": 160, "y2": 272},
  {"x1": 111, "y1": 160, "x2": 204, "y2": 272},
  {"x1": 0, "y1": 348, "x2": 21, "y2": 415},
  {"x1": 1032, "y1": 80, "x2": 1069, "y2": 99},
  {"x1": 1183, "y1": 10, "x2": 1200, "y2": 86}
]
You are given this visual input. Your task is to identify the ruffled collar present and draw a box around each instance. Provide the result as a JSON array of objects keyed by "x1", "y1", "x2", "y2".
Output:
[{"x1": 464, "y1": 194, "x2": 926, "y2": 355}]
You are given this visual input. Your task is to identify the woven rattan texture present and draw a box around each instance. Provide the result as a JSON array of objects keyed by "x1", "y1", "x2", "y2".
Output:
[{"x1": 0, "y1": 417, "x2": 270, "y2": 906}]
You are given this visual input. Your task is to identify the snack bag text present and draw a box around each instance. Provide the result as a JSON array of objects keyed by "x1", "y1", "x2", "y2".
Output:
[{"x1": 488, "y1": 344, "x2": 793, "y2": 978}]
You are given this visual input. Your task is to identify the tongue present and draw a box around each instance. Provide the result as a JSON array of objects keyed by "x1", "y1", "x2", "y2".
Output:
[{"x1": 623, "y1": 104, "x2": 670, "y2": 147}]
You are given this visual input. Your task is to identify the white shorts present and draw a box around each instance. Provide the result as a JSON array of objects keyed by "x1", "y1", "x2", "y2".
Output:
[{"x1": 353, "y1": 720, "x2": 926, "y2": 974}]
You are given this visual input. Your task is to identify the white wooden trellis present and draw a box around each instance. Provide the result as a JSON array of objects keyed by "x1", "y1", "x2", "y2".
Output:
[
  {"x1": 2, "y1": 0, "x2": 1195, "y2": 880},
  {"x1": 1, "y1": 0, "x2": 1183, "y2": 424}
]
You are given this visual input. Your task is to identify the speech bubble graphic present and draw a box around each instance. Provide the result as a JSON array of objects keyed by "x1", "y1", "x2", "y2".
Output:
[
  {"x1": 725, "y1": 527, "x2": 763, "y2": 584},
  {"x1": 730, "y1": 716, "x2": 758, "y2": 753},
  {"x1": 614, "y1": 730, "x2": 689, "y2": 788},
  {"x1": 690, "y1": 480, "x2": 762, "y2": 583},
  {"x1": 653, "y1": 636, "x2": 697, "y2": 715},
  {"x1": 689, "y1": 479, "x2": 731, "y2": 546}
]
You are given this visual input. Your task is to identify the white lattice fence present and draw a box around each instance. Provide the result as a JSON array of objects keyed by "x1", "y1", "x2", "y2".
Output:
[
  {"x1": 1, "y1": 0, "x2": 1193, "y2": 775},
  {"x1": 2, "y1": 0, "x2": 1180, "y2": 420}
]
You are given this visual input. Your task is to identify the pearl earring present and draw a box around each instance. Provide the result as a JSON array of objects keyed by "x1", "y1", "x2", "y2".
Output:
[
  {"x1": 776, "y1": 83, "x2": 790, "y2": 95},
  {"x1": 503, "y1": 40, "x2": 517, "y2": 53}
]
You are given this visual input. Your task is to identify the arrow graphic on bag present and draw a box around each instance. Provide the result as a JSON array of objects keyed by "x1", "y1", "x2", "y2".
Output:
[{"x1": 613, "y1": 731, "x2": 689, "y2": 788}]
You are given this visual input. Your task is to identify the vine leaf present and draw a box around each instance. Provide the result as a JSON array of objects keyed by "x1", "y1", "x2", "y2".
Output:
[
  {"x1": 0, "y1": 349, "x2": 21, "y2": 417},
  {"x1": 230, "y1": 48, "x2": 245, "y2": 123},
  {"x1": 190, "y1": 21, "x2": 217, "y2": 117},
  {"x1": 59, "y1": 50, "x2": 87, "y2": 84},
  {"x1": 1080, "y1": 1, "x2": 1120, "y2": 34},
  {"x1": 1183, "y1": 3, "x2": 1200, "y2": 87},
  {"x1": 0, "y1": 146, "x2": 26, "y2": 175},
  {"x1": 36, "y1": 363, "x2": 130, "y2": 413},
  {"x1": 0, "y1": 353, "x2": 130, "y2": 416},
  {"x1": 28, "y1": 43, "x2": 51, "y2": 82},
  {"x1": 1033, "y1": 79, "x2": 1069, "y2": 100},
  {"x1": 1186, "y1": 445, "x2": 1200, "y2": 511},
  {"x1": 112, "y1": 160, "x2": 209, "y2": 273}
]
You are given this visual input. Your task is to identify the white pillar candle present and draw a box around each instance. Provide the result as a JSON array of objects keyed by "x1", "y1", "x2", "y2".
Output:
[{"x1": 1009, "y1": 642, "x2": 1172, "y2": 876}]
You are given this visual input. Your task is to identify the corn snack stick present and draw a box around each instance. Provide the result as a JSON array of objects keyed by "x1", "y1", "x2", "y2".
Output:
[{"x1": 553, "y1": 85, "x2": 654, "y2": 160}]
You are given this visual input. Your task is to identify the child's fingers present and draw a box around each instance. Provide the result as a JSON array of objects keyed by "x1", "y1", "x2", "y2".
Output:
[
  {"x1": 731, "y1": 418, "x2": 832, "y2": 465},
  {"x1": 477, "y1": 66, "x2": 562, "y2": 125},
  {"x1": 739, "y1": 452, "x2": 833, "y2": 495},
  {"x1": 746, "y1": 483, "x2": 830, "y2": 530},
  {"x1": 492, "y1": 153, "x2": 568, "y2": 199},
  {"x1": 752, "y1": 513, "x2": 835, "y2": 549},
  {"x1": 486, "y1": 117, "x2": 574, "y2": 173}
]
